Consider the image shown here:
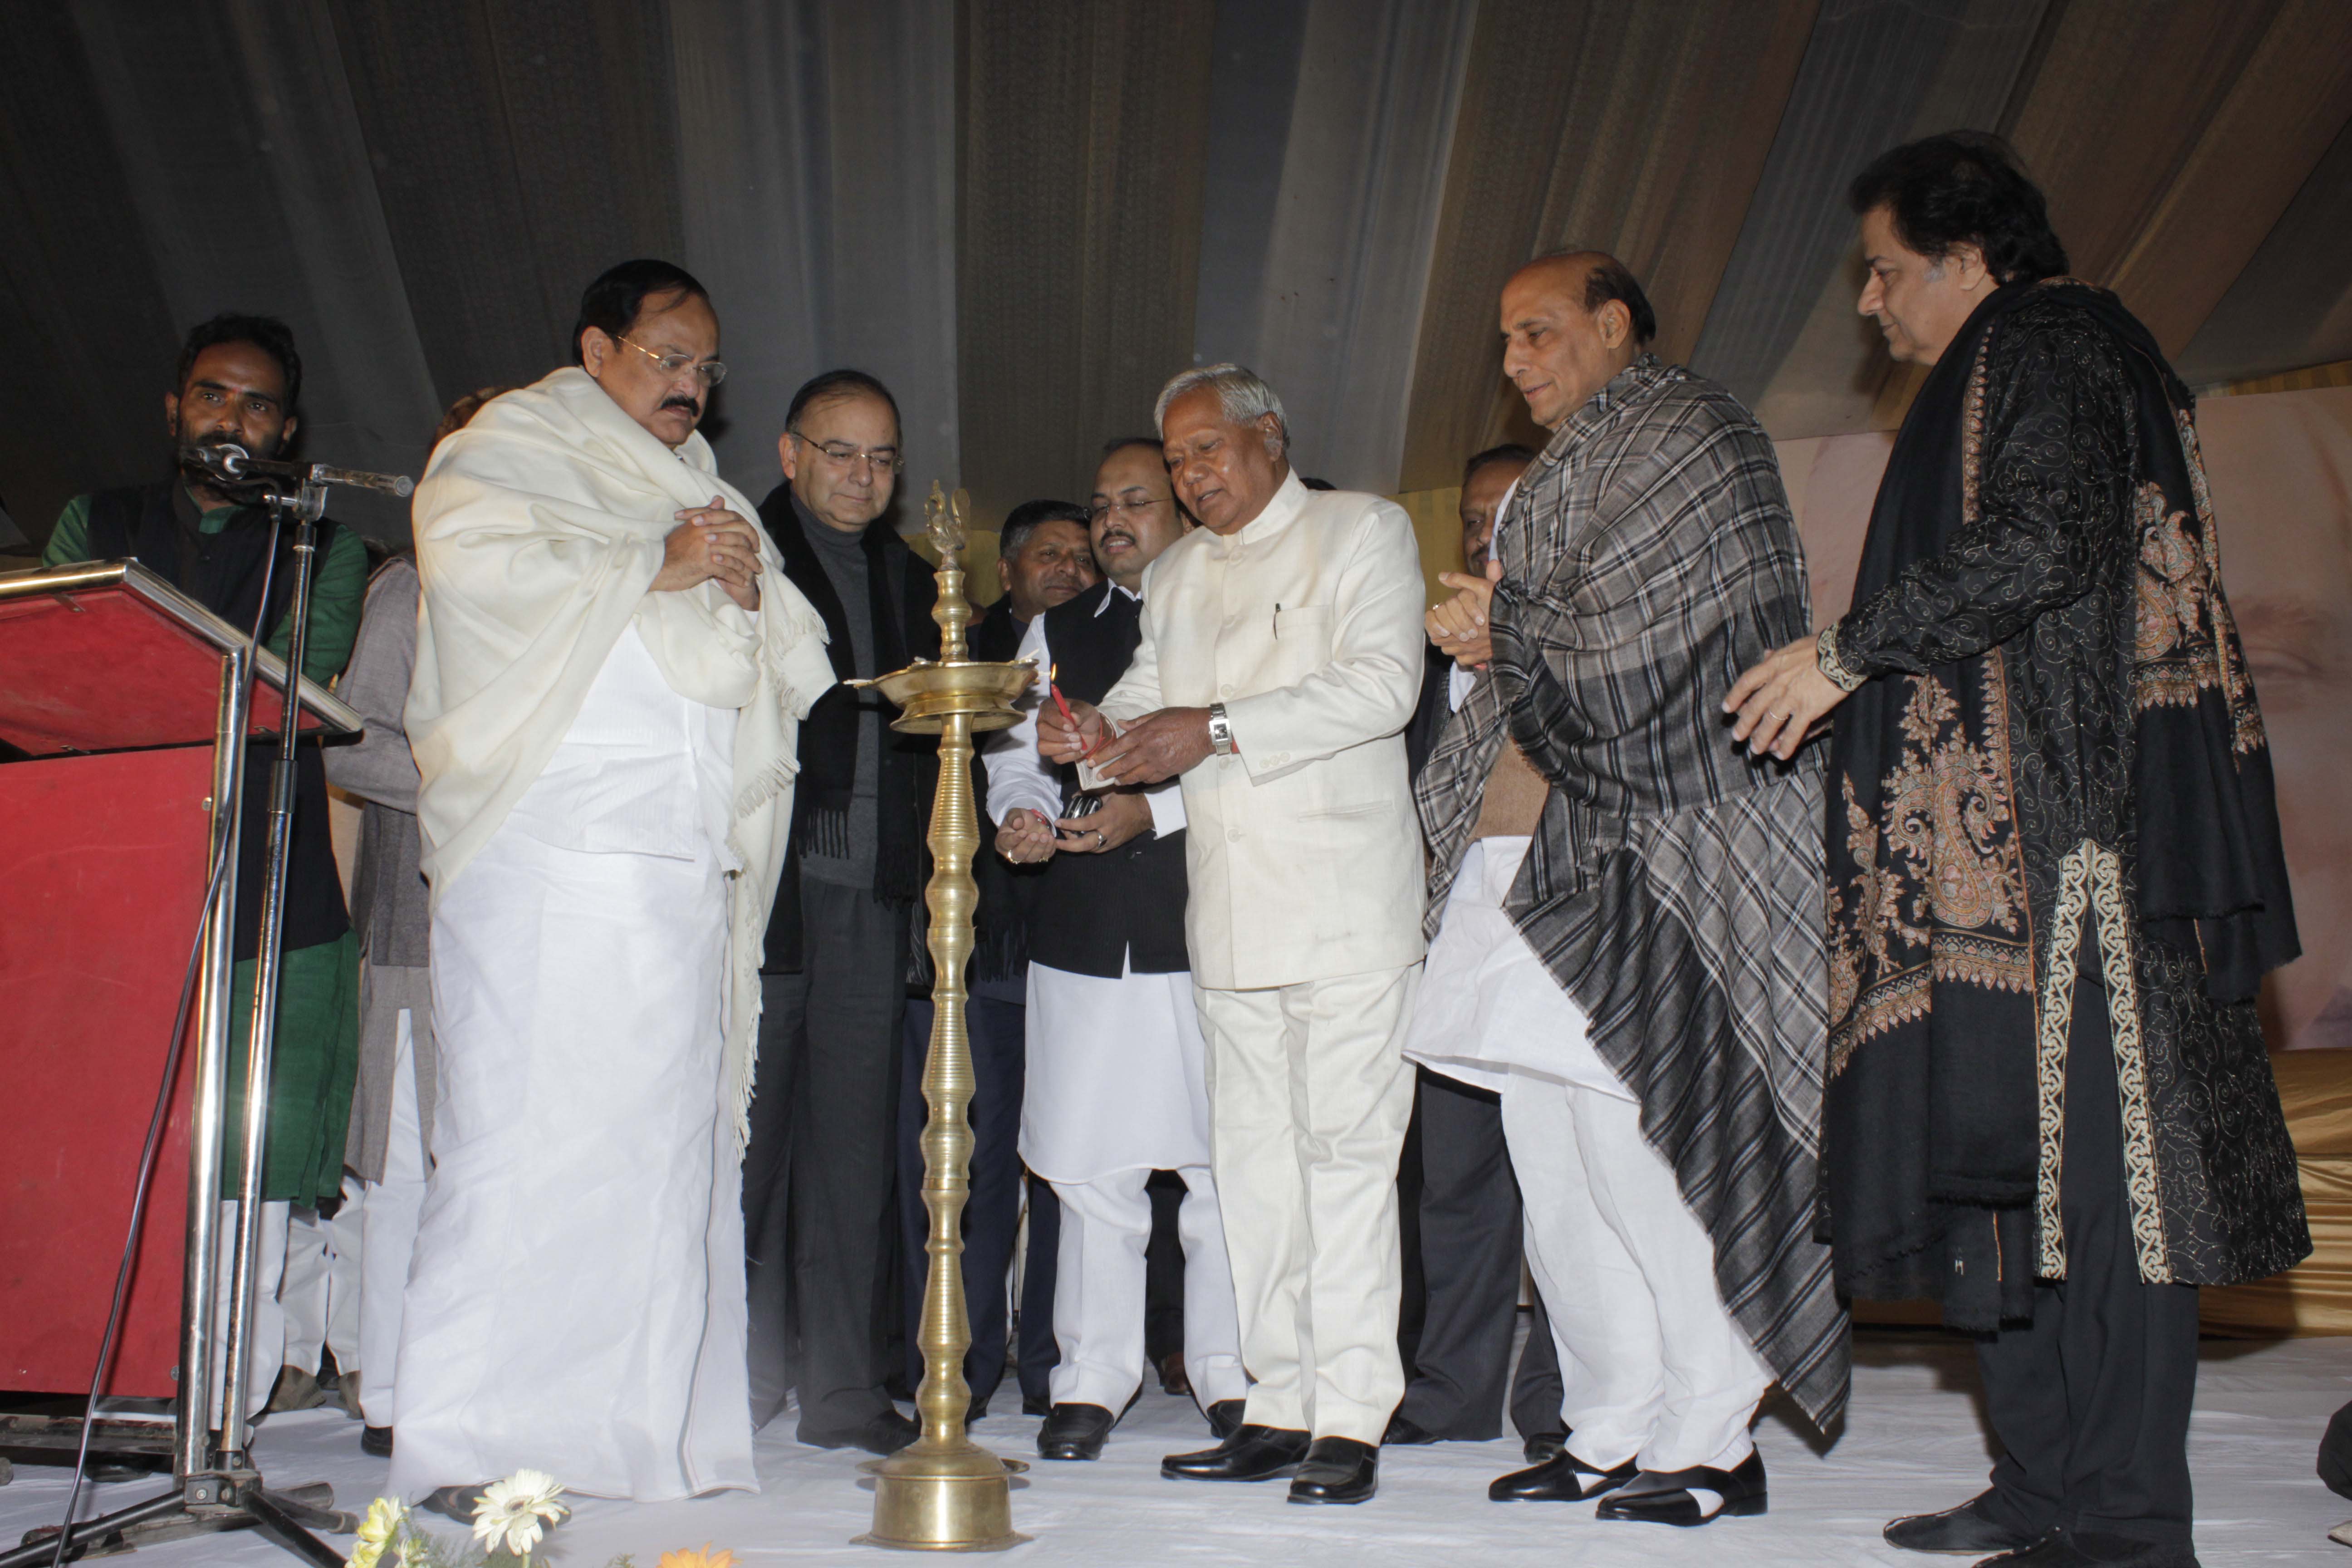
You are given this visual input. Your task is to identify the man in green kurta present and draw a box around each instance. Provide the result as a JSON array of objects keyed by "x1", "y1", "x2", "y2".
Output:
[{"x1": 44, "y1": 312, "x2": 367, "y2": 1413}]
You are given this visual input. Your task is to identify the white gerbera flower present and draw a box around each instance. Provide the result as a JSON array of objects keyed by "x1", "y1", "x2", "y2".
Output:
[
  {"x1": 470, "y1": 1470, "x2": 569, "y2": 1558},
  {"x1": 350, "y1": 1496, "x2": 407, "y2": 1568}
]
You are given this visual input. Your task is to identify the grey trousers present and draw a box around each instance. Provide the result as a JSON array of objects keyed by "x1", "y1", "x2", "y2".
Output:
[{"x1": 743, "y1": 877, "x2": 908, "y2": 1440}]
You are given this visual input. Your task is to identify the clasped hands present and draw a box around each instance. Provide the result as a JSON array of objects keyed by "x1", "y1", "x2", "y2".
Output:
[
  {"x1": 1427, "y1": 557, "x2": 1502, "y2": 668},
  {"x1": 655, "y1": 495, "x2": 762, "y2": 610}
]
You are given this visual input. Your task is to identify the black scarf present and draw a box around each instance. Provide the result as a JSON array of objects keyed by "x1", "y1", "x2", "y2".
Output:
[
  {"x1": 1830, "y1": 280, "x2": 2297, "y2": 1214},
  {"x1": 757, "y1": 485, "x2": 936, "y2": 905}
]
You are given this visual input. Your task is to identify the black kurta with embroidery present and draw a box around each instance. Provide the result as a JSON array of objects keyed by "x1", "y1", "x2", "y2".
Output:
[{"x1": 1818, "y1": 281, "x2": 2306, "y2": 1327}]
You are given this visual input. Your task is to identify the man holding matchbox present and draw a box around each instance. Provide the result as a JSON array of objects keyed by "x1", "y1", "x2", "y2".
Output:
[{"x1": 1038, "y1": 366, "x2": 1426, "y2": 1506}]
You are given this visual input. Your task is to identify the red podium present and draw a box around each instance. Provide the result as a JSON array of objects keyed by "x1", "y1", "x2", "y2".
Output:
[{"x1": 0, "y1": 560, "x2": 358, "y2": 1412}]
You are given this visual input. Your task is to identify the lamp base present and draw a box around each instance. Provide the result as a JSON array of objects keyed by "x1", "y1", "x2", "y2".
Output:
[{"x1": 854, "y1": 1446, "x2": 1031, "y2": 1552}]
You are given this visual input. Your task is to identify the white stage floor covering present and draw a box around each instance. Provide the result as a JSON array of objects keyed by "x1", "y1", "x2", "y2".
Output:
[{"x1": 6, "y1": 1332, "x2": 2347, "y2": 1566}]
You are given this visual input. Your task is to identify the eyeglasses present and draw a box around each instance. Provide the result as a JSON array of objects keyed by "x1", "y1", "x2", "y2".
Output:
[
  {"x1": 616, "y1": 335, "x2": 728, "y2": 387},
  {"x1": 789, "y1": 431, "x2": 904, "y2": 473},
  {"x1": 1087, "y1": 495, "x2": 1166, "y2": 521}
]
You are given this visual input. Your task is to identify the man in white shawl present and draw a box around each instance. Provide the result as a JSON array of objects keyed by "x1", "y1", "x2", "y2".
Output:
[{"x1": 392, "y1": 260, "x2": 833, "y2": 1507}]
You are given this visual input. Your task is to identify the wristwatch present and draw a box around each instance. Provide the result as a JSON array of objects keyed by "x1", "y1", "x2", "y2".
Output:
[{"x1": 1207, "y1": 702, "x2": 1235, "y2": 757}]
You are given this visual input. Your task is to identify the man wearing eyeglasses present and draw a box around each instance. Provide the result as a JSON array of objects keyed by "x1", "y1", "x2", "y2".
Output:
[
  {"x1": 744, "y1": 369, "x2": 940, "y2": 1455},
  {"x1": 398, "y1": 259, "x2": 834, "y2": 1505}
]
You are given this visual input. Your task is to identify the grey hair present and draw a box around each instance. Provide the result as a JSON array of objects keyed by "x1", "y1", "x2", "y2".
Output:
[{"x1": 1153, "y1": 363, "x2": 1290, "y2": 454}]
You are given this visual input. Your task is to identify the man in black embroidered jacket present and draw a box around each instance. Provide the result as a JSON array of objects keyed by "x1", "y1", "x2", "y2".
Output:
[
  {"x1": 894, "y1": 498, "x2": 1095, "y2": 1421},
  {"x1": 1732, "y1": 134, "x2": 2307, "y2": 1568},
  {"x1": 44, "y1": 313, "x2": 366, "y2": 1416},
  {"x1": 745, "y1": 369, "x2": 936, "y2": 1455}
]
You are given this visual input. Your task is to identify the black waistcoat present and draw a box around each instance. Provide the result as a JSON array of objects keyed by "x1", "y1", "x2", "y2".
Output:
[
  {"x1": 86, "y1": 482, "x2": 350, "y2": 959},
  {"x1": 1025, "y1": 581, "x2": 1189, "y2": 979}
]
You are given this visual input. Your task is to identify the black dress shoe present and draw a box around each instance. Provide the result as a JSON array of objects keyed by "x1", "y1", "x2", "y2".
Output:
[
  {"x1": 419, "y1": 1485, "x2": 488, "y2": 1524},
  {"x1": 1886, "y1": 1493, "x2": 2040, "y2": 1555},
  {"x1": 1161, "y1": 1424, "x2": 1311, "y2": 1481},
  {"x1": 360, "y1": 1425, "x2": 394, "y2": 1459},
  {"x1": 1288, "y1": 1437, "x2": 1378, "y2": 1505},
  {"x1": 1488, "y1": 1450, "x2": 1638, "y2": 1502},
  {"x1": 1523, "y1": 1429, "x2": 1568, "y2": 1463},
  {"x1": 1595, "y1": 1449, "x2": 1767, "y2": 1525},
  {"x1": 1971, "y1": 1529, "x2": 2200, "y2": 1568},
  {"x1": 1382, "y1": 1412, "x2": 1441, "y2": 1446},
  {"x1": 1021, "y1": 1393, "x2": 1051, "y2": 1417},
  {"x1": 1206, "y1": 1399, "x2": 1247, "y2": 1440},
  {"x1": 1036, "y1": 1403, "x2": 1117, "y2": 1461},
  {"x1": 802, "y1": 1409, "x2": 921, "y2": 1456}
]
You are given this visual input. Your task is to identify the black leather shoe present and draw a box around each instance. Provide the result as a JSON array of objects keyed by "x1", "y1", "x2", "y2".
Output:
[
  {"x1": 360, "y1": 1425, "x2": 394, "y2": 1459},
  {"x1": 1523, "y1": 1429, "x2": 1568, "y2": 1463},
  {"x1": 1382, "y1": 1413, "x2": 1441, "y2": 1446},
  {"x1": 1021, "y1": 1393, "x2": 1050, "y2": 1417},
  {"x1": 1886, "y1": 1493, "x2": 2040, "y2": 1555},
  {"x1": 1206, "y1": 1399, "x2": 1247, "y2": 1440},
  {"x1": 802, "y1": 1409, "x2": 920, "y2": 1456},
  {"x1": 1971, "y1": 1529, "x2": 2200, "y2": 1568},
  {"x1": 1489, "y1": 1450, "x2": 1637, "y2": 1502},
  {"x1": 1595, "y1": 1450, "x2": 1767, "y2": 1525},
  {"x1": 1036, "y1": 1403, "x2": 1116, "y2": 1461},
  {"x1": 1161, "y1": 1424, "x2": 1311, "y2": 1481},
  {"x1": 419, "y1": 1485, "x2": 487, "y2": 1524},
  {"x1": 1288, "y1": 1437, "x2": 1378, "y2": 1505}
]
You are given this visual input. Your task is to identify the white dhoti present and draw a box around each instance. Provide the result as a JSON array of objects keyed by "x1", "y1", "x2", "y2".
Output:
[
  {"x1": 1193, "y1": 965, "x2": 1417, "y2": 1446},
  {"x1": 391, "y1": 824, "x2": 750, "y2": 1499},
  {"x1": 331, "y1": 1008, "x2": 429, "y2": 1427},
  {"x1": 1405, "y1": 837, "x2": 1768, "y2": 1472},
  {"x1": 1021, "y1": 960, "x2": 1243, "y2": 1411}
]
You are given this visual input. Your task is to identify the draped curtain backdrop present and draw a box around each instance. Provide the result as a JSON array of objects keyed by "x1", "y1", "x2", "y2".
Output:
[{"x1": 3, "y1": 0, "x2": 2349, "y2": 537}]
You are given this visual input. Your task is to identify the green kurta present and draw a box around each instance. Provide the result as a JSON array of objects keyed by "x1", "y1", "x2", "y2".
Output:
[{"x1": 49, "y1": 487, "x2": 369, "y2": 1202}]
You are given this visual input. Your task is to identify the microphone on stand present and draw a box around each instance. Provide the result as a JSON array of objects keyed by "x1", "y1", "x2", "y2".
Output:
[{"x1": 180, "y1": 441, "x2": 415, "y2": 498}]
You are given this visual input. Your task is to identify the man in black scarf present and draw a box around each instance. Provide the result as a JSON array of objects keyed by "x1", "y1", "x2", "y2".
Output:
[
  {"x1": 745, "y1": 368, "x2": 937, "y2": 1455},
  {"x1": 1731, "y1": 134, "x2": 2307, "y2": 1568}
]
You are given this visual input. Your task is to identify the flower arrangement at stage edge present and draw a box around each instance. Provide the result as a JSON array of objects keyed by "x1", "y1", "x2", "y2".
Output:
[
  {"x1": 658, "y1": 1545, "x2": 736, "y2": 1568},
  {"x1": 345, "y1": 1470, "x2": 730, "y2": 1568},
  {"x1": 470, "y1": 1470, "x2": 570, "y2": 1558}
]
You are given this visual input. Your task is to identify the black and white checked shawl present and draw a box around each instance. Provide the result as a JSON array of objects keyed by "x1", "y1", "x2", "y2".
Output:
[{"x1": 1414, "y1": 355, "x2": 1849, "y2": 1431}]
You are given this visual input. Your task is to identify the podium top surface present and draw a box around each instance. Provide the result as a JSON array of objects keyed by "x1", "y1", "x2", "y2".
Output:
[{"x1": 0, "y1": 559, "x2": 362, "y2": 756}]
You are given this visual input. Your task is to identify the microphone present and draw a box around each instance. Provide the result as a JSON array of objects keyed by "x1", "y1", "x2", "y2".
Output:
[{"x1": 181, "y1": 442, "x2": 415, "y2": 499}]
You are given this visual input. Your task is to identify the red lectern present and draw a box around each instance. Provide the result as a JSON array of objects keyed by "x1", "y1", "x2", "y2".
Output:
[{"x1": 0, "y1": 561, "x2": 358, "y2": 1424}]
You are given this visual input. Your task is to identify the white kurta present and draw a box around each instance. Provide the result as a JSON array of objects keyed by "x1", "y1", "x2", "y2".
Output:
[
  {"x1": 986, "y1": 599, "x2": 1202, "y2": 1182},
  {"x1": 391, "y1": 624, "x2": 755, "y2": 1501}
]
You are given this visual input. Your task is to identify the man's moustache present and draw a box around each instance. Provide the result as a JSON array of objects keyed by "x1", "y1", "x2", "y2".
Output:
[
  {"x1": 1099, "y1": 529, "x2": 1136, "y2": 549},
  {"x1": 660, "y1": 395, "x2": 702, "y2": 417}
]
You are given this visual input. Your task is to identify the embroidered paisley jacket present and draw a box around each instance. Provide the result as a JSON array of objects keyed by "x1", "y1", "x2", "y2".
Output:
[
  {"x1": 1820, "y1": 282, "x2": 2307, "y2": 1324},
  {"x1": 1416, "y1": 354, "x2": 1847, "y2": 1430}
]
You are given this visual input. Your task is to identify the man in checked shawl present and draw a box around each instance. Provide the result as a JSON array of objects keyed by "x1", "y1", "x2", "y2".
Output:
[
  {"x1": 1730, "y1": 136, "x2": 2305, "y2": 1568},
  {"x1": 1416, "y1": 252, "x2": 1845, "y2": 1524}
]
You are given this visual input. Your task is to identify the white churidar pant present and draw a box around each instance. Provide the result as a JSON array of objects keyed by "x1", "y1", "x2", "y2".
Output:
[
  {"x1": 332, "y1": 1007, "x2": 429, "y2": 1427},
  {"x1": 1408, "y1": 836, "x2": 1768, "y2": 1474},
  {"x1": 1022, "y1": 960, "x2": 1243, "y2": 1414},
  {"x1": 1192, "y1": 965, "x2": 1417, "y2": 1446},
  {"x1": 280, "y1": 1206, "x2": 333, "y2": 1377}
]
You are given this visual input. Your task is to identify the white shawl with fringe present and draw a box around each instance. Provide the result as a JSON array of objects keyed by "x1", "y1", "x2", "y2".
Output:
[{"x1": 407, "y1": 367, "x2": 836, "y2": 1148}]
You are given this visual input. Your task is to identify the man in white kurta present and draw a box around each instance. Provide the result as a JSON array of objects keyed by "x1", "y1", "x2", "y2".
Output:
[
  {"x1": 987, "y1": 438, "x2": 1246, "y2": 1462},
  {"x1": 1041, "y1": 366, "x2": 1425, "y2": 1507},
  {"x1": 394, "y1": 262, "x2": 832, "y2": 1505}
]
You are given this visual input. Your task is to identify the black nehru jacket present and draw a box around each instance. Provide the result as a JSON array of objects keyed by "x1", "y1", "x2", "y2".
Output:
[
  {"x1": 86, "y1": 483, "x2": 350, "y2": 958},
  {"x1": 1024, "y1": 580, "x2": 1188, "y2": 978}
]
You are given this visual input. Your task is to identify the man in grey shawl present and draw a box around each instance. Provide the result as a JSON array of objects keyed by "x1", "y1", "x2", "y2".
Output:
[{"x1": 1412, "y1": 252, "x2": 1846, "y2": 1524}]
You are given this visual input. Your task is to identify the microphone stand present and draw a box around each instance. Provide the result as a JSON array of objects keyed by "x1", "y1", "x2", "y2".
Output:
[{"x1": 1, "y1": 474, "x2": 362, "y2": 1568}]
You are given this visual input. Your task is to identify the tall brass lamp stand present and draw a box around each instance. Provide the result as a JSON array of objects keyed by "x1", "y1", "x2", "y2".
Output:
[{"x1": 852, "y1": 485, "x2": 1035, "y2": 1551}]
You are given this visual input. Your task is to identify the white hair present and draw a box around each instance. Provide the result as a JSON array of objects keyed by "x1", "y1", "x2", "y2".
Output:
[{"x1": 1153, "y1": 363, "x2": 1290, "y2": 454}]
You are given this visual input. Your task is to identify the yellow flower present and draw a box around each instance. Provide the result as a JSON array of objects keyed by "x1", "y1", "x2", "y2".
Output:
[
  {"x1": 350, "y1": 1496, "x2": 407, "y2": 1568},
  {"x1": 658, "y1": 1545, "x2": 736, "y2": 1568}
]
